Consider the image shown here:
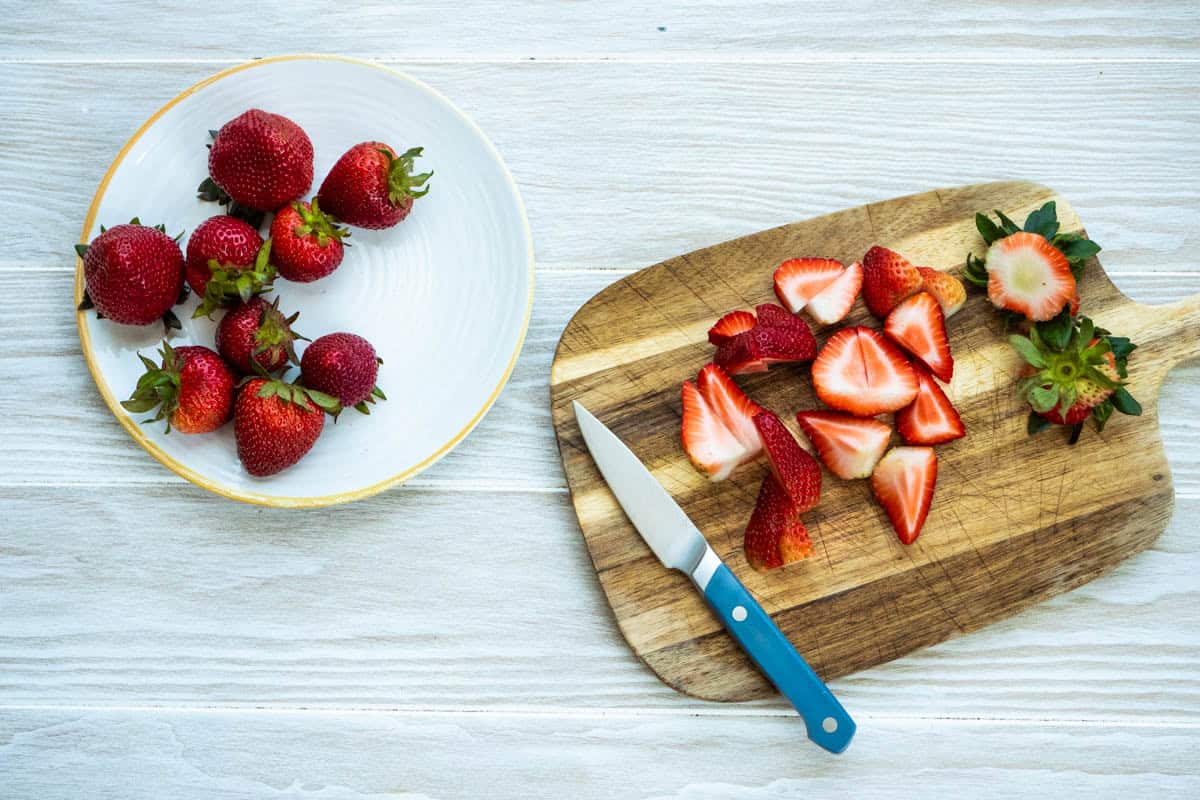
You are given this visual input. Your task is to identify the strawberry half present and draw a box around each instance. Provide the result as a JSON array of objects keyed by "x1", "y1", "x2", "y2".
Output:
[
  {"x1": 862, "y1": 246, "x2": 922, "y2": 317},
  {"x1": 806, "y1": 261, "x2": 863, "y2": 326},
  {"x1": 773, "y1": 258, "x2": 844, "y2": 313},
  {"x1": 883, "y1": 291, "x2": 954, "y2": 383},
  {"x1": 896, "y1": 366, "x2": 965, "y2": 445},
  {"x1": 697, "y1": 363, "x2": 764, "y2": 454},
  {"x1": 713, "y1": 303, "x2": 816, "y2": 375},
  {"x1": 708, "y1": 310, "x2": 757, "y2": 346},
  {"x1": 811, "y1": 326, "x2": 918, "y2": 417},
  {"x1": 744, "y1": 473, "x2": 813, "y2": 571},
  {"x1": 795, "y1": 410, "x2": 892, "y2": 480},
  {"x1": 681, "y1": 380, "x2": 752, "y2": 480},
  {"x1": 985, "y1": 231, "x2": 1076, "y2": 321},
  {"x1": 870, "y1": 446, "x2": 938, "y2": 544},
  {"x1": 916, "y1": 267, "x2": 966, "y2": 319},
  {"x1": 752, "y1": 411, "x2": 821, "y2": 513}
]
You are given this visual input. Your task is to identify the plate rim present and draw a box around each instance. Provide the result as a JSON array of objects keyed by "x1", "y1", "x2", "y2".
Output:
[{"x1": 75, "y1": 53, "x2": 535, "y2": 508}]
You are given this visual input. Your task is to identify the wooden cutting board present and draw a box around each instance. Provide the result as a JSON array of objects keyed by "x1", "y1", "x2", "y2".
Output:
[{"x1": 549, "y1": 181, "x2": 1200, "y2": 702}]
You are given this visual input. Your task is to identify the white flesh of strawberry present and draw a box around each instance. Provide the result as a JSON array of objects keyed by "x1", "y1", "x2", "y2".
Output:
[
  {"x1": 682, "y1": 382, "x2": 750, "y2": 480},
  {"x1": 806, "y1": 262, "x2": 863, "y2": 325}
]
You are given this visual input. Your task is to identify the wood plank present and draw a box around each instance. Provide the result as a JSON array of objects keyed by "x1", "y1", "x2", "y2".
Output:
[
  {"x1": 0, "y1": 484, "x2": 1197, "y2": 721},
  {"x1": 1, "y1": 709, "x2": 1197, "y2": 800},
  {"x1": 2, "y1": 1, "x2": 1197, "y2": 60},
  {"x1": 1, "y1": 61, "x2": 1198, "y2": 272}
]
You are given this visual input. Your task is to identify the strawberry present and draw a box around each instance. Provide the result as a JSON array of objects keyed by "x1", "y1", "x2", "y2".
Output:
[
  {"x1": 207, "y1": 109, "x2": 314, "y2": 212},
  {"x1": 681, "y1": 380, "x2": 753, "y2": 480},
  {"x1": 752, "y1": 411, "x2": 822, "y2": 513},
  {"x1": 916, "y1": 267, "x2": 966, "y2": 319},
  {"x1": 794, "y1": 410, "x2": 892, "y2": 480},
  {"x1": 185, "y1": 215, "x2": 275, "y2": 319},
  {"x1": 984, "y1": 231, "x2": 1076, "y2": 321},
  {"x1": 884, "y1": 291, "x2": 954, "y2": 383},
  {"x1": 871, "y1": 446, "x2": 937, "y2": 544},
  {"x1": 235, "y1": 378, "x2": 338, "y2": 477},
  {"x1": 896, "y1": 366, "x2": 965, "y2": 445},
  {"x1": 707, "y1": 309, "x2": 756, "y2": 346},
  {"x1": 317, "y1": 143, "x2": 432, "y2": 230},
  {"x1": 121, "y1": 341, "x2": 234, "y2": 434},
  {"x1": 270, "y1": 199, "x2": 350, "y2": 283},
  {"x1": 215, "y1": 296, "x2": 303, "y2": 375},
  {"x1": 810, "y1": 326, "x2": 918, "y2": 417},
  {"x1": 300, "y1": 332, "x2": 385, "y2": 413},
  {"x1": 773, "y1": 258, "x2": 844, "y2": 313},
  {"x1": 712, "y1": 304, "x2": 816, "y2": 375},
  {"x1": 862, "y1": 246, "x2": 922, "y2": 317},
  {"x1": 806, "y1": 261, "x2": 863, "y2": 325},
  {"x1": 696, "y1": 363, "x2": 764, "y2": 455},
  {"x1": 743, "y1": 473, "x2": 813, "y2": 571},
  {"x1": 78, "y1": 220, "x2": 184, "y2": 327}
]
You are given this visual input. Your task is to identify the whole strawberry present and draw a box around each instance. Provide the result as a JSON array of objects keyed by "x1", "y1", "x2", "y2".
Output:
[
  {"x1": 216, "y1": 296, "x2": 304, "y2": 375},
  {"x1": 207, "y1": 109, "x2": 313, "y2": 212},
  {"x1": 185, "y1": 215, "x2": 275, "y2": 318},
  {"x1": 300, "y1": 332, "x2": 385, "y2": 413},
  {"x1": 270, "y1": 199, "x2": 349, "y2": 283},
  {"x1": 317, "y1": 143, "x2": 431, "y2": 230},
  {"x1": 121, "y1": 341, "x2": 235, "y2": 433},
  {"x1": 235, "y1": 377, "x2": 336, "y2": 476},
  {"x1": 78, "y1": 220, "x2": 184, "y2": 327}
]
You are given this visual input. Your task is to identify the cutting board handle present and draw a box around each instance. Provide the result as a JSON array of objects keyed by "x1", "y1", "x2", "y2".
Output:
[{"x1": 1129, "y1": 292, "x2": 1200, "y2": 383}]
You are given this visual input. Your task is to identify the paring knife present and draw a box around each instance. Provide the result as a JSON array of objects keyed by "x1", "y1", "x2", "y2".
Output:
[{"x1": 573, "y1": 401, "x2": 856, "y2": 754}]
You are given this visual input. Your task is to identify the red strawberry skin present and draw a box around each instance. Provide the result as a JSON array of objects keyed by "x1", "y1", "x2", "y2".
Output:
[
  {"x1": 862, "y1": 245, "x2": 922, "y2": 317},
  {"x1": 235, "y1": 378, "x2": 325, "y2": 476},
  {"x1": 171, "y1": 346, "x2": 236, "y2": 433},
  {"x1": 215, "y1": 297, "x2": 289, "y2": 374},
  {"x1": 82, "y1": 223, "x2": 184, "y2": 325},
  {"x1": 300, "y1": 333, "x2": 380, "y2": 407},
  {"x1": 317, "y1": 142, "x2": 430, "y2": 230},
  {"x1": 208, "y1": 109, "x2": 313, "y2": 212},
  {"x1": 744, "y1": 473, "x2": 812, "y2": 571},
  {"x1": 270, "y1": 201, "x2": 346, "y2": 283},
  {"x1": 185, "y1": 215, "x2": 264, "y2": 296},
  {"x1": 753, "y1": 411, "x2": 821, "y2": 513}
]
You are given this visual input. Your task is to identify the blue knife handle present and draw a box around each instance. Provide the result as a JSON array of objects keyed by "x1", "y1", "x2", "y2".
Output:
[{"x1": 699, "y1": 562, "x2": 856, "y2": 753}]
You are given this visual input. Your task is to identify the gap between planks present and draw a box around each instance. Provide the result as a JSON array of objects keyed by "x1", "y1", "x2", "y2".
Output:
[{"x1": 4, "y1": 55, "x2": 1200, "y2": 66}]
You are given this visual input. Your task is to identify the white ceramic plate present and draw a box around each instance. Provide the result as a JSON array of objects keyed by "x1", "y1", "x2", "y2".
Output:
[{"x1": 77, "y1": 56, "x2": 534, "y2": 507}]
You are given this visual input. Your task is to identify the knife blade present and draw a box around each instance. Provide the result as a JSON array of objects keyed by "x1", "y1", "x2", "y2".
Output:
[{"x1": 573, "y1": 401, "x2": 855, "y2": 753}]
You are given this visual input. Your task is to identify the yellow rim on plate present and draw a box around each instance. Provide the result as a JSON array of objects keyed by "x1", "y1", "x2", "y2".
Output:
[{"x1": 76, "y1": 54, "x2": 536, "y2": 509}]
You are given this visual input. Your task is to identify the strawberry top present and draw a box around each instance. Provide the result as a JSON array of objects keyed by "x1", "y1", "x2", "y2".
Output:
[
  {"x1": 121, "y1": 342, "x2": 234, "y2": 434},
  {"x1": 317, "y1": 142, "x2": 432, "y2": 230},
  {"x1": 208, "y1": 109, "x2": 314, "y2": 212},
  {"x1": 234, "y1": 378, "x2": 331, "y2": 477}
]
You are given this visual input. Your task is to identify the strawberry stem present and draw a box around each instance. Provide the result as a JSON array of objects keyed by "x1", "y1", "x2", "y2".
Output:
[{"x1": 383, "y1": 146, "x2": 433, "y2": 207}]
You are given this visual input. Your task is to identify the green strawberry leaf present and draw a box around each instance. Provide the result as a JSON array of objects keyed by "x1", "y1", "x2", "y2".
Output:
[
  {"x1": 1029, "y1": 384, "x2": 1059, "y2": 413},
  {"x1": 1111, "y1": 387, "x2": 1142, "y2": 416},
  {"x1": 994, "y1": 210, "x2": 1021, "y2": 236},
  {"x1": 963, "y1": 253, "x2": 989, "y2": 288},
  {"x1": 354, "y1": 401, "x2": 371, "y2": 415},
  {"x1": 74, "y1": 243, "x2": 90, "y2": 259},
  {"x1": 1022, "y1": 201, "x2": 1059, "y2": 240},
  {"x1": 1027, "y1": 411, "x2": 1053, "y2": 435},
  {"x1": 976, "y1": 213, "x2": 1004, "y2": 246},
  {"x1": 1035, "y1": 306, "x2": 1074, "y2": 352},
  {"x1": 77, "y1": 291, "x2": 94, "y2": 311},
  {"x1": 1007, "y1": 335, "x2": 1046, "y2": 367},
  {"x1": 1052, "y1": 234, "x2": 1102, "y2": 265},
  {"x1": 371, "y1": 385, "x2": 387, "y2": 401},
  {"x1": 1092, "y1": 399, "x2": 1114, "y2": 432}
]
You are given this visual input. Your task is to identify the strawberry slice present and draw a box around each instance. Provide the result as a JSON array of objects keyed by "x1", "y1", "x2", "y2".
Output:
[
  {"x1": 862, "y1": 246, "x2": 922, "y2": 317},
  {"x1": 773, "y1": 258, "x2": 845, "y2": 313},
  {"x1": 681, "y1": 380, "x2": 751, "y2": 480},
  {"x1": 806, "y1": 261, "x2": 863, "y2": 326},
  {"x1": 811, "y1": 326, "x2": 918, "y2": 417},
  {"x1": 744, "y1": 473, "x2": 813, "y2": 571},
  {"x1": 916, "y1": 267, "x2": 966, "y2": 319},
  {"x1": 870, "y1": 446, "x2": 938, "y2": 544},
  {"x1": 753, "y1": 411, "x2": 821, "y2": 513},
  {"x1": 708, "y1": 309, "x2": 756, "y2": 346},
  {"x1": 896, "y1": 366, "x2": 965, "y2": 445},
  {"x1": 713, "y1": 304, "x2": 816, "y2": 375},
  {"x1": 697, "y1": 363, "x2": 764, "y2": 456},
  {"x1": 884, "y1": 291, "x2": 954, "y2": 383},
  {"x1": 985, "y1": 231, "x2": 1076, "y2": 321},
  {"x1": 795, "y1": 410, "x2": 892, "y2": 479}
]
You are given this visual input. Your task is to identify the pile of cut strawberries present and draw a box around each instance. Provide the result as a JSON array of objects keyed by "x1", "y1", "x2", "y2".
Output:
[{"x1": 78, "y1": 109, "x2": 431, "y2": 476}]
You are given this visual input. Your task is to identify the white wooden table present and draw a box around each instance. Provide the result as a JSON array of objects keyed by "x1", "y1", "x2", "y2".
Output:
[{"x1": 2, "y1": 4, "x2": 1199, "y2": 797}]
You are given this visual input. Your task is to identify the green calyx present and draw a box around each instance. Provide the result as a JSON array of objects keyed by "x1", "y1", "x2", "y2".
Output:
[
  {"x1": 193, "y1": 239, "x2": 277, "y2": 319},
  {"x1": 251, "y1": 378, "x2": 340, "y2": 414},
  {"x1": 382, "y1": 146, "x2": 433, "y2": 207},
  {"x1": 120, "y1": 340, "x2": 182, "y2": 433},
  {"x1": 197, "y1": 176, "x2": 266, "y2": 229},
  {"x1": 965, "y1": 201, "x2": 1102, "y2": 289},
  {"x1": 253, "y1": 296, "x2": 306, "y2": 369},
  {"x1": 350, "y1": 385, "x2": 388, "y2": 416},
  {"x1": 290, "y1": 198, "x2": 349, "y2": 248}
]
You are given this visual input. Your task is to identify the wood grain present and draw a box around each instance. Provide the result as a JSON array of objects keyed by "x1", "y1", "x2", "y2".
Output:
[{"x1": 552, "y1": 182, "x2": 1200, "y2": 701}]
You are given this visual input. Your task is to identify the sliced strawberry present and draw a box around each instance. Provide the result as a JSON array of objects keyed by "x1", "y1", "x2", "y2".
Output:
[
  {"x1": 714, "y1": 335, "x2": 768, "y2": 375},
  {"x1": 862, "y1": 246, "x2": 922, "y2": 317},
  {"x1": 773, "y1": 258, "x2": 844, "y2": 313},
  {"x1": 916, "y1": 267, "x2": 966, "y2": 319},
  {"x1": 896, "y1": 366, "x2": 965, "y2": 445},
  {"x1": 795, "y1": 410, "x2": 892, "y2": 479},
  {"x1": 708, "y1": 309, "x2": 757, "y2": 346},
  {"x1": 884, "y1": 291, "x2": 954, "y2": 383},
  {"x1": 870, "y1": 446, "x2": 938, "y2": 544},
  {"x1": 752, "y1": 411, "x2": 821, "y2": 513},
  {"x1": 985, "y1": 231, "x2": 1076, "y2": 321},
  {"x1": 681, "y1": 380, "x2": 751, "y2": 480},
  {"x1": 811, "y1": 327, "x2": 918, "y2": 417},
  {"x1": 744, "y1": 473, "x2": 812, "y2": 571},
  {"x1": 697, "y1": 363, "x2": 764, "y2": 456},
  {"x1": 714, "y1": 306, "x2": 816, "y2": 374},
  {"x1": 754, "y1": 302, "x2": 799, "y2": 330},
  {"x1": 806, "y1": 261, "x2": 863, "y2": 325}
]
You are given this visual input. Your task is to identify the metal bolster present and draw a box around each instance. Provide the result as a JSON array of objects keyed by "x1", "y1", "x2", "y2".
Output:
[{"x1": 690, "y1": 545, "x2": 722, "y2": 591}]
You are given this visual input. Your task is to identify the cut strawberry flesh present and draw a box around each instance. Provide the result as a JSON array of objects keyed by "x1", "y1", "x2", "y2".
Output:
[
  {"x1": 883, "y1": 291, "x2": 954, "y2": 383},
  {"x1": 744, "y1": 473, "x2": 812, "y2": 571},
  {"x1": 681, "y1": 380, "x2": 751, "y2": 480},
  {"x1": 806, "y1": 261, "x2": 863, "y2": 326},
  {"x1": 697, "y1": 363, "x2": 764, "y2": 456},
  {"x1": 773, "y1": 258, "x2": 845, "y2": 313},
  {"x1": 752, "y1": 411, "x2": 821, "y2": 513},
  {"x1": 812, "y1": 326, "x2": 918, "y2": 417},
  {"x1": 870, "y1": 446, "x2": 937, "y2": 545},
  {"x1": 916, "y1": 267, "x2": 966, "y2": 319},
  {"x1": 896, "y1": 366, "x2": 966, "y2": 445},
  {"x1": 795, "y1": 410, "x2": 892, "y2": 480},
  {"x1": 986, "y1": 232, "x2": 1076, "y2": 321},
  {"x1": 708, "y1": 309, "x2": 757, "y2": 346}
]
